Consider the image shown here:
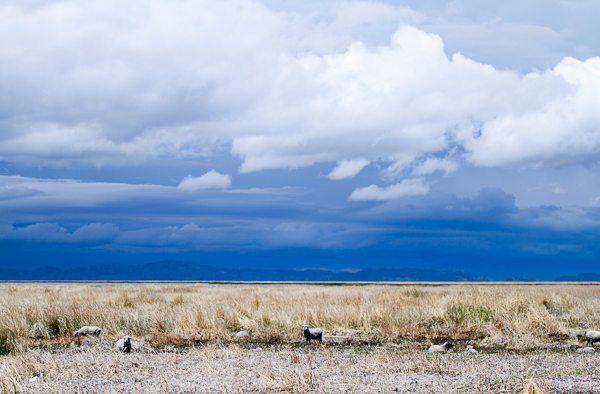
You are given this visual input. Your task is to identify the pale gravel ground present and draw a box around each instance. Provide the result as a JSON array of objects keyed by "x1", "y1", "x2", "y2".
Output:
[{"x1": 11, "y1": 341, "x2": 600, "y2": 393}]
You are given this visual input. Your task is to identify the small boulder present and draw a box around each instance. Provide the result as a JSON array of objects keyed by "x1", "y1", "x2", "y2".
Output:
[
  {"x1": 466, "y1": 345, "x2": 478, "y2": 354},
  {"x1": 236, "y1": 331, "x2": 250, "y2": 339},
  {"x1": 576, "y1": 347, "x2": 595, "y2": 353},
  {"x1": 571, "y1": 330, "x2": 586, "y2": 337}
]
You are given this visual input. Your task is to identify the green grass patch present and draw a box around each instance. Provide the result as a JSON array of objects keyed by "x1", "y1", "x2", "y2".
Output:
[{"x1": 446, "y1": 301, "x2": 495, "y2": 326}]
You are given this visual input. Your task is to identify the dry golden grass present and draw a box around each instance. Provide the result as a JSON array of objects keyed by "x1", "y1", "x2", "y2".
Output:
[
  {"x1": 522, "y1": 382, "x2": 548, "y2": 394},
  {"x1": 0, "y1": 283, "x2": 598, "y2": 354}
]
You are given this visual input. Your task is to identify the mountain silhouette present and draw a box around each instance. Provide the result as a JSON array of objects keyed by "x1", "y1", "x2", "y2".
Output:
[
  {"x1": 555, "y1": 273, "x2": 600, "y2": 282},
  {"x1": 0, "y1": 260, "x2": 491, "y2": 282}
]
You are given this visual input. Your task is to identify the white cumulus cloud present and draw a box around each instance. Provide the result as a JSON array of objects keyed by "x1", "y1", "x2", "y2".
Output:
[
  {"x1": 463, "y1": 57, "x2": 600, "y2": 168},
  {"x1": 348, "y1": 178, "x2": 429, "y2": 201},
  {"x1": 327, "y1": 158, "x2": 370, "y2": 180},
  {"x1": 177, "y1": 171, "x2": 232, "y2": 191},
  {"x1": 411, "y1": 157, "x2": 459, "y2": 176}
]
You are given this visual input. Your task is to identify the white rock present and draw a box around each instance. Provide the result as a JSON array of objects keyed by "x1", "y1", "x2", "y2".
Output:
[
  {"x1": 29, "y1": 376, "x2": 38, "y2": 383},
  {"x1": 236, "y1": 331, "x2": 250, "y2": 339},
  {"x1": 576, "y1": 347, "x2": 595, "y2": 353},
  {"x1": 253, "y1": 347, "x2": 263, "y2": 352},
  {"x1": 466, "y1": 345, "x2": 478, "y2": 353}
]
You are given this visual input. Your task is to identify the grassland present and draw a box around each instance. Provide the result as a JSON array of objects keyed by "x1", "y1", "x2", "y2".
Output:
[{"x1": 0, "y1": 283, "x2": 599, "y2": 393}]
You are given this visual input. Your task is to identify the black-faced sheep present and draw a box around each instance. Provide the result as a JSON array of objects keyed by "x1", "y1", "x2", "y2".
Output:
[
  {"x1": 302, "y1": 325, "x2": 322, "y2": 344},
  {"x1": 115, "y1": 336, "x2": 132, "y2": 353},
  {"x1": 73, "y1": 326, "x2": 102, "y2": 337},
  {"x1": 428, "y1": 342, "x2": 453, "y2": 353},
  {"x1": 586, "y1": 330, "x2": 600, "y2": 346}
]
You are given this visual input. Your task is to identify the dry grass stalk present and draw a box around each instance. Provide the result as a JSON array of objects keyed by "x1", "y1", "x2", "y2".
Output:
[{"x1": 522, "y1": 381, "x2": 548, "y2": 394}]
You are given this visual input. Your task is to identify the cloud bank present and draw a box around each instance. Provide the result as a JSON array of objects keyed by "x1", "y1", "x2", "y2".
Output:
[{"x1": 0, "y1": 0, "x2": 599, "y2": 183}]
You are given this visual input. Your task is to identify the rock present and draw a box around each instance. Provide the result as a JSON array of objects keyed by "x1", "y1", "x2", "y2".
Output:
[
  {"x1": 576, "y1": 347, "x2": 595, "y2": 353},
  {"x1": 253, "y1": 347, "x2": 263, "y2": 352},
  {"x1": 324, "y1": 336, "x2": 351, "y2": 343},
  {"x1": 29, "y1": 376, "x2": 38, "y2": 383},
  {"x1": 466, "y1": 345, "x2": 478, "y2": 354},
  {"x1": 236, "y1": 331, "x2": 250, "y2": 339}
]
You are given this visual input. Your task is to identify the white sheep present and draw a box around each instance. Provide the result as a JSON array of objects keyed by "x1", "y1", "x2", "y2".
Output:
[
  {"x1": 302, "y1": 325, "x2": 323, "y2": 344},
  {"x1": 73, "y1": 326, "x2": 102, "y2": 337},
  {"x1": 428, "y1": 342, "x2": 453, "y2": 353},
  {"x1": 586, "y1": 330, "x2": 600, "y2": 346},
  {"x1": 236, "y1": 331, "x2": 250, "y2": 339},
  {"x1": 466, "y1": 345, "x2": 478, "y2": 354},
  {"x1": 115, "y1": 336, "x2": 132, "y2": 353}
]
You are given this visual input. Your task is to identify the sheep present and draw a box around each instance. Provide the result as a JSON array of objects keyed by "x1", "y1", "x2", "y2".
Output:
[
  {"x1": 302, "y1": 325, "x2": 323, "y2": 344},
  {"x1": 115, "y1": 336, "x2": 132, "y2": 353},
  {"x1": 586, "y1": 330, "x2": 600, "y2": 346},
  {"x1": 466, "y1": 345, "x2": 478, "y2": 354},
  {"x1": 73, "y1": 326, "x2": 102, "y2": 337},
  {"x1": 428, "y1": 342, "x2": 453, "y2": 353},
  {"x1": 236, "y1": 331, "x2": 250, "y2": 339}
]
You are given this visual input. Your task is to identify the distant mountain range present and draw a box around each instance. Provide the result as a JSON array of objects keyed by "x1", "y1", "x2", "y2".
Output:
[
  {"x1": 555, "y1": 273, "x2": 600, "y2": 282},
  {"x1": 0, "y1": 260, "x2": 492, "y2": 282}
]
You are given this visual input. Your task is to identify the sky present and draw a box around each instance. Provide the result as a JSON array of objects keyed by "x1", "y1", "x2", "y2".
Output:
[{"x1": 1, "y1": 0, "x2": 600, "y2": 280}]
